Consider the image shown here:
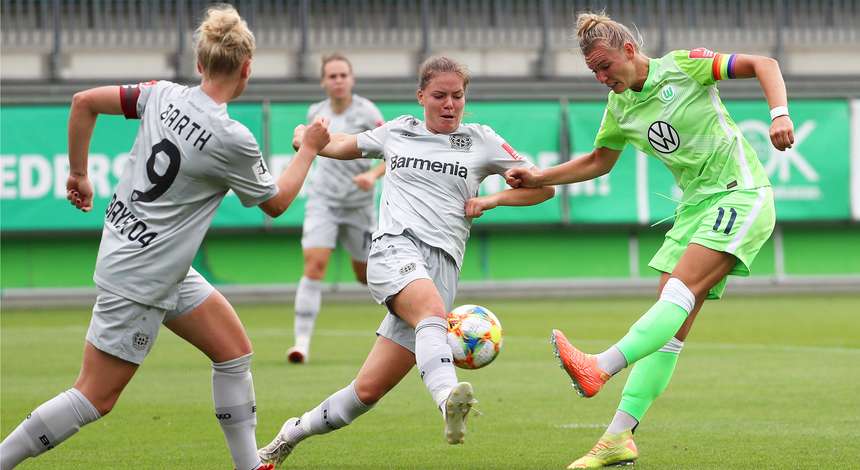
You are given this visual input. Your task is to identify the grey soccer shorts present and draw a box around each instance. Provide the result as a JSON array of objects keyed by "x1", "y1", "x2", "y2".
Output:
[
  {"x1": 301, "y1": 199, "x2": 375, "y2": 262},
  {"x1": 367, "y1": 232, "x2": 459, "y2": 353},
  {"x1": 86, "y1": 267, "x2": 214, "y2": 364}
]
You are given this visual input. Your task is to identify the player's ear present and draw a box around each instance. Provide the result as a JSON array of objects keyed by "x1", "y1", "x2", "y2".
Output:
[
  {"x1": 196, "y1": 61, "x2": 203, "y2": 75},
  {"x1": 416, "y1": 89, "x2": 425, "y2": 106},
  {"x1": 240, "y1": 59, "x2": 252, "y2": 79},
  {"x1": 623, "y1": 42, "x2": 636, "y2": 60}
]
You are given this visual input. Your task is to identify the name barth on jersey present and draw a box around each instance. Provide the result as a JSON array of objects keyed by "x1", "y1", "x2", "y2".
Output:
[
  {"x1": 104, "y1": 193, "x2": 159, "y2": 248},
  {"x1": 159, "y1": 103, "x2": 212, "y2": 151},
  {"x1": 389, "y1": 154, "x2": 468, "y2": 179}
]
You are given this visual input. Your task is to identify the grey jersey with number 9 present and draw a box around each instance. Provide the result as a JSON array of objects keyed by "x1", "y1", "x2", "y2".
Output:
[
  {"x1": 357, "y1": 115, "x2": 534, "y2": 268},
  {"x1": 94, "y1": 80, "x2": 277, "y2": 310}
]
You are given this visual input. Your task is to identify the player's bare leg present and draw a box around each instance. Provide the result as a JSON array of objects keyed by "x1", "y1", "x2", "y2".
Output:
[
  {"x1": 390, "y1": 279, "x2": 476, "y2": 444},
  {"x1": 259, "y1": 336, "x2": 414, "y2": 467},
  {"x1": 568, "y1": 245, "x2": 733, "y2": 468},
  {"x1": 0, "y1": 343, "x2": 133, "y2": 469},
  {"x1": 351, "y1": 259, "x2": 368, "y2": 285},
  {"x1": 165, "y1": 290, "x2": 264, "y2": 470}
]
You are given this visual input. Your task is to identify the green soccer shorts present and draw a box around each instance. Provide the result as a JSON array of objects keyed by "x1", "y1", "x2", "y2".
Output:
[{"x1": 649, "y1": 187, "x2": 775, "y2": 299}]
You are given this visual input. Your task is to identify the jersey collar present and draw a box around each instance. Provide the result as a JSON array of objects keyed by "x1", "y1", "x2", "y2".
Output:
[{"x1": 627, "y1": 58, "x2": 658, "y2": 101}]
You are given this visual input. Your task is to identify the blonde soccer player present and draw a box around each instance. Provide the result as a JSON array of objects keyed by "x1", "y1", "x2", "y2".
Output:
[
  {"x1": 505, "y1": 12, "x2": 793, "y2": 469},
  {"x1": 0, "y1": 5, "x2": 329, "y2": 470}
]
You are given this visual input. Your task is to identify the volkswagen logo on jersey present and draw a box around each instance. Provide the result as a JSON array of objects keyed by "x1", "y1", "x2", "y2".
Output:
[
  {"x1": 449, "y1": 134, "x2": 472, "y2": 151},
  {"x1": 647, "y1": 121, "x2": 680, "y2": 154}
]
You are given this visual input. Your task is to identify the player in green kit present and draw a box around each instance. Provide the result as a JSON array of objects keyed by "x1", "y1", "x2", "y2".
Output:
[{"x1": 505, "y1": 11, "x2": 795, "y2": 469}]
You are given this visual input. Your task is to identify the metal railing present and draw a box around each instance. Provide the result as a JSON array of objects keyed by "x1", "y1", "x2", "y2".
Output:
[{"x1": 2, "y1": 0, "x2": 858, "y2": 80}]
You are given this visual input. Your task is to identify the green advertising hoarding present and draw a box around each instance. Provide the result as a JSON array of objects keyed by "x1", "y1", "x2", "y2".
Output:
[
  {"x1": 0, "y1": 103, "x2": 265, "y2": 231},
  {"x1": 569, "y1": 99, "x2": 852, "y2": 223},
  {"x1": 0, "y1": 99, "x2": 853, "y2": 231}
]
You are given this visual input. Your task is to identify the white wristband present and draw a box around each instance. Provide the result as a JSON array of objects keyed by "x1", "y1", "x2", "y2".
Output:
[{"x1": 770, "y1": 106, "x2": 789, "y2": 121}]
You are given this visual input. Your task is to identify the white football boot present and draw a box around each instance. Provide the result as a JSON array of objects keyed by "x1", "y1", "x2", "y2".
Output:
[
  {"x1": 444, "y1": 382, "x2": 478, "y2": 444},
  {"x1": 258, "y1": 417, "x2": 301, "y2": 467}
]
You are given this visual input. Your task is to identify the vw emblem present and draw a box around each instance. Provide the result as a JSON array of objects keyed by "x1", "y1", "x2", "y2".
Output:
[{"x1": 647, "y1": 121, "x2": 680, "y2": 154}]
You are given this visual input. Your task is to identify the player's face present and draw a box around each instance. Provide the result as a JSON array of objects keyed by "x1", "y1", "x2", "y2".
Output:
[
  {"x1": 321, "y1": 60, "x2": 354, "y2": 100},
  {"x1": 585, "y1": 42, "x2": 636, "y2": 93},
  {"x1": 417, "y1": 72, "x2": 466, "y2": 134}
]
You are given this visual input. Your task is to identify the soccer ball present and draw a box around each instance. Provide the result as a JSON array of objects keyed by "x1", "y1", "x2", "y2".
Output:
[{"x1": 446, "y1": 304, "x2": 503, "y2": 369}]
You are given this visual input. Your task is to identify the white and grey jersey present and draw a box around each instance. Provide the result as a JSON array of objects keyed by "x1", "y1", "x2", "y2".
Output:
[
  {"x1": 307, "y1": 94, "x2": 384, "y2": 208},
  {"x1": 357, "y1": 115, "x2": 534, "y2": 268},
  {"x1": 94, "y1": 80, "x2": 277, "y2": 310}
]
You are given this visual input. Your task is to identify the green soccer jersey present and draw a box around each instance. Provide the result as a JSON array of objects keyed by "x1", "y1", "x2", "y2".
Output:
[{"x1": 594, "y1": 48, "x2": 771, "y2": 205}]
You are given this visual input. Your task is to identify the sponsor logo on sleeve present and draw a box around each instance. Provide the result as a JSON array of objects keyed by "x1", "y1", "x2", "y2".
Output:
[
  {"x1": 502, "y1": 142, "x2": 523, "y2": 160},
  {"x1": 253, "y1": 158, "x2": 273, "y2": 184},
  {"x1": 689, "y1": 47, "x2": 716, "y2": 59}
]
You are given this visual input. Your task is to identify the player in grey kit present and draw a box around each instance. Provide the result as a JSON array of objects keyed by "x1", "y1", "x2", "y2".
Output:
[
  {"x1": 287, "y1": 53, "x2": 386, "y2": 364},
  {"x1": 0, "y1": 6, "x2": 329, "y2": 470},
  {"x1": 258, "y1": 56, "x2": 555, "y2": 467}
]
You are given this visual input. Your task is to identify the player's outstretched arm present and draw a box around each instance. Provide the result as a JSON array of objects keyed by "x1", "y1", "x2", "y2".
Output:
[
  {"x1": 293, "y1": 124, "x2": 361, "y2": 160},
  {"x1": 465, "y1": 186, "x2": 555, "y2": 218},
  {"x1": 505, "y1": 147, "x2": 621, "y2": 189},
  {"x1": 67, "y1": 86, "x2": 124, "y2": 212},
  {"x1": 260, "y1": 120, "x2": 331, "y2": 217},
  {"x1": 353, "y1": 162, "x2": 386, "y2": 191},
  {"x1": 730, "y1": 54, "x2": 795, "y2": 151}
]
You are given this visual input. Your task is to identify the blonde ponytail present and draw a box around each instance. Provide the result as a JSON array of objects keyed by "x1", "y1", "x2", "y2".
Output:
[{"x1": 195, "y1": 4, "x2": 255, "y2": 77}]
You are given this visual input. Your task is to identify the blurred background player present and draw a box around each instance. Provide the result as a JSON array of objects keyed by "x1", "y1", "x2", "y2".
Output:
[
  {"x1": 506, "y1": 11, "x2": 793, "y2": 469},
  {"x1": 286, "y1": 53, "x2": 385, "y2": 364},
  {"x1": 0, "y1": 5, "x2": 330, "y2": 470},
  {"x1": 257, "y1": 56, "x2": 555, "y2": 466}
]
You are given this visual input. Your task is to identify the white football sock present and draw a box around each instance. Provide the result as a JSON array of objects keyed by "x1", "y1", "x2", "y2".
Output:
[
  {"x1": 596, "y1": 345, "x2": 628, "y2": 376},
  {"x1": 415, "y1": 316, "x2": 458, "y2": 409},
  {"x1": 0, "y1": 388, "x2": 100, "y2": 469},
  {"x1": 294, "y1": 276, "x2": 322, "y2": 351},
  {"x1": 212, "y1": 353, "x2": 260, "y2": 470},
  {"x1": 297, "y1": 381, "x2": 372, "y2": 440}
]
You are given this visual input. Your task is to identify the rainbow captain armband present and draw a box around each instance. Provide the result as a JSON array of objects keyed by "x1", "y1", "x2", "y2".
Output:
[{"x1": 712, "y1": 53, "x2": 737, "y2": 80}]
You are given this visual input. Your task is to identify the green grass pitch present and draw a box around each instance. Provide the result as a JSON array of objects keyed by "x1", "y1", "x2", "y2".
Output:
[{"x1": 2, "y1": 294, "x2": 859, "y2": 469}]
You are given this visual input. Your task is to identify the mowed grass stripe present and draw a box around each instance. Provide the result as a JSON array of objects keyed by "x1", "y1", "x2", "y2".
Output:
[{"x1": 2, "y1": 294, "x2": 858, "y2": 469}]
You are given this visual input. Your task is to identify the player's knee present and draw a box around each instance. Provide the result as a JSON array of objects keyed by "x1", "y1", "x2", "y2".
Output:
[
  {"x1": 353, "y1": 378, "x2": 387, "y2": 405},
  {"x1": 659, "y1": 277, "x2": 696, "y2": 314},
  {"x1": 304, "y1": 260, "x2": 328, "y2": 279},
  {"x1": 86, "y1": 391, "x2": 120, "y2": 416}
]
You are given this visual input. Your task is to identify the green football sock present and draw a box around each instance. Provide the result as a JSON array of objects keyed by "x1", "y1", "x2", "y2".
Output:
[
  {"x1": 618, "y1": 348, "x2": 681, "y2": 422},
  {"x1": 615, "y1": 299, "x2": 688, "y2": 365}
]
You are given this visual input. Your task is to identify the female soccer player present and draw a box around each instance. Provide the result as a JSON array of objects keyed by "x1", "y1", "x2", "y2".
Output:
[
  {"x1": 0, "y1": 5, "x2": 329, "y2": 470},
  {"x1": 286, "y1": 53, "x2": 386, "y2": 365},
  {"x1": 505, "y1": 12, "x2": 793, "y2": 469},
  {"x1": 257, "y1": 56, "x2": 555, "y2": 466}
]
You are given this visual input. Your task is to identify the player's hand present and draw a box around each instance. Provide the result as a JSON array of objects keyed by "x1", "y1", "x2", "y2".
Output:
[
  {"x1": 301, "y1": 118, "x2": 330, "y2": 154},
  {"x1": 66, "y1": 173, "x2": 94, "y2": 212},
  {"x1": 504, "y1": 167, "x2": 544, "y2": 188},
  {"x1": 465, "y1": 195, "x2": 498, "y2": 218},
  {"x1": 353, "y1": 172, "x2": 376, "y2": 191},
  {"x1": 292, "y1": 124, "x2": 307, "y2": 151},
  {"x1": 770, "y1": 115, "x2": 794, "y2": 151}
]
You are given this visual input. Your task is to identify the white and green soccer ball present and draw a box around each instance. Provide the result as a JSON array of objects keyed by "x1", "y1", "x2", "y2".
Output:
[{"x1": 446, "y1": 304, "x2": 503, "y2": 369}]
